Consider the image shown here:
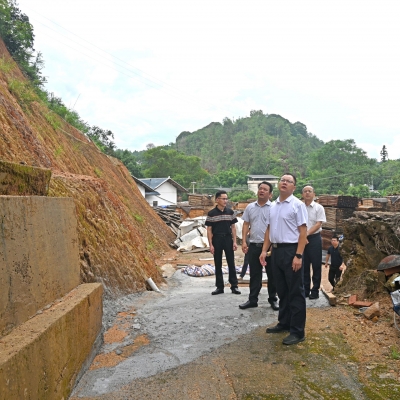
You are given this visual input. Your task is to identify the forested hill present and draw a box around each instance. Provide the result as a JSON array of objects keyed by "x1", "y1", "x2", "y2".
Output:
[{"x1": 176, "y1": 111, "x2": 324, "y2": 177}]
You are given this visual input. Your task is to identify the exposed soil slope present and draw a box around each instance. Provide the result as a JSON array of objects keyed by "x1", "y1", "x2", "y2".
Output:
[{"x1": 0, "y1": 39, "x2": 174, "y2": 297}]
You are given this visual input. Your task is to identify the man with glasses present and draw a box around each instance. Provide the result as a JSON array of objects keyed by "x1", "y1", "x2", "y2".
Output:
[
  {"x1": 206, "y1": 190, "x2": 241, "y2": 295},
  {"x1": 260, "y1": 174, "x2": 308, "y2": 345},
  {"x1": 239, "y1": 181, "x2": 279, "y2": 311},
  {"x1": 302, "y1": 185, "x2": 326, "y2": 300}
]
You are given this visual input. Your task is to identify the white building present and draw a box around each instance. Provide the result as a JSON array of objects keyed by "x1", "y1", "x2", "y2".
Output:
[
  {"x1": 133, "y1": 176, "x2": 188, "y2": 207},
  {"x1": 247, "y1": 175, "x2": 279, "y2": 193}
]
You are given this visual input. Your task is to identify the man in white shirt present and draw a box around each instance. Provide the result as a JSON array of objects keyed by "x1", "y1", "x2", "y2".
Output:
[
  {"x1": 302, "y1": 185, "x2": 326, "y2": 300},
  {"x1": 260, "y1": 174, "x2": 308, "y2": 345}
]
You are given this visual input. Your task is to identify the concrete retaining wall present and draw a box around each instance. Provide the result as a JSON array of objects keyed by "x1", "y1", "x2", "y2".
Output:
[
  {"x1": 0, "y1": 196, "x2": 80, "y2": 337},
  {"x1": 0, "y1": 283, "x2": 103, "y2": 400}
]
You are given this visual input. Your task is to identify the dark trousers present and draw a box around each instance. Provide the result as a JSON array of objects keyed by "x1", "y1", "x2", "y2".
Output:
[
  {"x1": 303, "y1": 233, "x2": 322, "y2": 297},
  {"x1": 272, "y1": 244, "x2": 306, "y2": 338},
  {"x1": 248, "y1": 244, "x2": 277, "y2": 304},
  {"x1": 212, "y1": 235, "x2": 238, "y2": 290},
  {"x1": 240, "y1": 251, "x2": 249, "y2": 277},
  {"x1": 328, "y1": 266, "x2": 342, "y2": 288}
]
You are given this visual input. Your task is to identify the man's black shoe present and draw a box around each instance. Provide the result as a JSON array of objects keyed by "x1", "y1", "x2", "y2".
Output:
[
  {"x1": 231, "y1": 288, "x2": 241, "y2": 295},
  {"x1": 212, "y1": 288, "x2": 224, "y2": 295},
  {"x1": 239, "y1": 301, "x2": 258, "y2": 309},
  {"x1": 309, "y1": 293, "x2": 319, "y2": 300},
  {"x1": 266, "y1": 324, "x2": 289, "y2": 333},
  {"x1": 282, "y1": 333, "x2": 305, "y2": 345},
  {"x1": 269, "y1": 300, "x2": 279, "y2": 311}
]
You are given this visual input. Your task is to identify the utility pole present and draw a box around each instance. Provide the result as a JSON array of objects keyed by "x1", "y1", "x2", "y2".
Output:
[{"x1": 191, "y1": 182, "x2": 196, "y2": 194}]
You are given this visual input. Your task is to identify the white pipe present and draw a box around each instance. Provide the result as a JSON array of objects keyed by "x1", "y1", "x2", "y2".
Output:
[{"x1": 146, "y1": 277, "x2": 160, "y2": 292}]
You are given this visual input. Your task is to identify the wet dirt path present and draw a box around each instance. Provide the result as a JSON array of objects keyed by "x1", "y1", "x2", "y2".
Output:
[{"x1": 70, "y1": 259, "x2": 400, "y2": 399}]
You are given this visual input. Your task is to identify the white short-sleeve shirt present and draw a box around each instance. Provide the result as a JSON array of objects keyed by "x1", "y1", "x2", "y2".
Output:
[
  {"x1": 269, "y1": 195, "x2": 308, "y2": 243},
  {"x1": 306, "y1": 200, "x2": 326, "y2": 233}
]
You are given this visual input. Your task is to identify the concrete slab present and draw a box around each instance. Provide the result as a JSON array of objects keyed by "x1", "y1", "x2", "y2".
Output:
[
  {"x1": 0, "y1": 196, "x2": 80, "y2": 336},
  {"x1": 0, "y1": 283, "x2": 103, "y2": 400}
]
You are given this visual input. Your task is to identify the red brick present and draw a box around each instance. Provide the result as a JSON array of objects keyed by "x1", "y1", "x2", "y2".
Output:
[
  {"x1": 348, "y1": 295, "x2": 357, "y2": 305},
  {"x1": 352, "y1": 301, "x2": 373, "y2": 308}
]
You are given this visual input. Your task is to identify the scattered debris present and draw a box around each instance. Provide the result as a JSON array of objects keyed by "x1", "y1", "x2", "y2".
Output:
[{"x1": 363, "y1": 302, "x2": 380, "y2": 320}]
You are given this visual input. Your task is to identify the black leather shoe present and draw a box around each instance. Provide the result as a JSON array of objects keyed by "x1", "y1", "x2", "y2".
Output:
[
  {"x1": 212, "y1": 288, "x2": 224, "y2": 295},
  {"x1": 266, "y1": 324, "x2": 289, "y2": 333},
  {"x1": 309, "y1": 293, "x2": 319, "y2": 300},
  {"x1": 239, "y1": 301, "x2": 258, "y2": 309},
  {"x1": 269, "y1": 300, "x2": 279, "y2": 311},
  {"x1": 231, "y1": 288, "x2": 241, "y2": 295},
  {"x1": 282, "y1": 333, "x2": 305, "y2": 345}
]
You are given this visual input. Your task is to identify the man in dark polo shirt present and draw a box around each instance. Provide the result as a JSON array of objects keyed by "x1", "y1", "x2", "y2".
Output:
[{"x1": 206, "y1": 190, "x2": 241, "y2": 295}]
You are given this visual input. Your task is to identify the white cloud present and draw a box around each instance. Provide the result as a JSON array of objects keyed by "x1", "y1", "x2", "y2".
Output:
[{"x1": 16, "y1": 0, "x2": 400, "y2": 158}]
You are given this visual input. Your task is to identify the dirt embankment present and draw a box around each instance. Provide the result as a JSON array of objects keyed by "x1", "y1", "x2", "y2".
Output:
[{"x1": 0, "y1": 38, "x2": 174, "y2": 297}]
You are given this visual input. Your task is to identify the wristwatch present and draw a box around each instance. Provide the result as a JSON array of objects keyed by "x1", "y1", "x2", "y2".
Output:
[{"x1": 295, "y1": 253, "x2": 303, "y2": 259}]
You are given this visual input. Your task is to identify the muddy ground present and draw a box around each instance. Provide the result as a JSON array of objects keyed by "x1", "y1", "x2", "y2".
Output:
[{"x1": 70, "y1": 249, "x2": 400, "y2": 400}]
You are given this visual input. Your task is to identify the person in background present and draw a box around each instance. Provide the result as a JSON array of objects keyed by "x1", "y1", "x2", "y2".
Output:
[
  {"x1": 302, "y1": 185, "x2": 326, "y2": 299},
  {"x1": 239, "y1": 229, "x2": 250, "y2": 279},
  {"x1": 325, "y1": 236, "x2": 345, "y2": 291},
  {"x1": 206, "y1": 190, "x2": 241, "y2": 295},
  {"x1": 239, "y1": 182, "x2": 278, "y2": 311},
  {"x1": 260, "y1": 174, "x2": 308, "y2": 345}
]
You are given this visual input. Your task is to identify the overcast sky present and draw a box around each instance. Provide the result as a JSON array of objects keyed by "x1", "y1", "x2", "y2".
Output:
[{"x1": 17, "y1": 0, "x2": 400, "y2": 160}]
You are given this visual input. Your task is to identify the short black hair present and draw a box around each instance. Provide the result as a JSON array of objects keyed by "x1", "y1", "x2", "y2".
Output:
[
  {"x1": 258, "y1": 181, "x2": 273, "y2": 193},
  {"x1": 332, "y1": 236, "x2": 339, "y2": 241},
  {"x1": 215, "y1": 190, "x2": 227, "y2": 199},
  {"x1": 281, "y1": 173, "x2": 297, "y2": 185}
]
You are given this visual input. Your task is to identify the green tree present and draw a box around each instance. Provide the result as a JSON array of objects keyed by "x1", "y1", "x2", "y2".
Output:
[
  {"x1": 113, "y1": 149, "x2": 143, "y2": 177},
  {"x1": 142, "y1": 147, "x2": 209, "y2": 188},
  {"x1": 308, "y1": 139, "x2": 377, "y2": 194},
  {"x1": 347, "y1": 184, "x2": 371, "y2": 198},
  {"x1": 380, "y1": 145, "x2": 388, "y2": 162},
  {"x1": 87, "y1": 126, "x2": 116, "y2": 155}
]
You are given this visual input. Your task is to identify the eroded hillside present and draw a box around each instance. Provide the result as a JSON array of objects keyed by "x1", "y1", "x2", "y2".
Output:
[{"x1": 0, "y1": 39, "x2": 175, "y2": 297}]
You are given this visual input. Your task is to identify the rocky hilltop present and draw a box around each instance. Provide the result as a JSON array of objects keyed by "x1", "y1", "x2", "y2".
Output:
[{"x1": 0, "y1": 39, "x2": 174, "y2": 297}]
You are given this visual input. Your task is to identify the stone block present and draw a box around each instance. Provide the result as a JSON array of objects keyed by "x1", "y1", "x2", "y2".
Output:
[{"x1": 0, "y1": 283, "x2": 103, "y2": 400}]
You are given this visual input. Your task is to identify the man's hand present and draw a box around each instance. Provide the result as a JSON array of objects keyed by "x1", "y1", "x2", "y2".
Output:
[
  {"x1": 242, "y1": 243, "x2": 248, "y2": 254},
  {"x1": 233, "y1": 243, "x2": 237, "y2": 251},
  {"x1": 292, "y1": 256, "x2": 302, "y2": 271},
  {"x1": 259, "y1": 251, "x2": 267, "y2": 266},
  {"x1": 324, "y1": 263, "x2": 329, "y2": 268},
  {"x1": 210, "y1": 244, "x2": 215, "y2": 255}
]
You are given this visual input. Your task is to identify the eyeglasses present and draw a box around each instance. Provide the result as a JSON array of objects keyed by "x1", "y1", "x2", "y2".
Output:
[
  {"x1": 218, "y1": 197, "x2": 228, "y2": 201},
  {"x1": 302, "y1": 190, "x2": 313, "y2": 193},
  {"x1": 280, "y1": 178, "x2": 294, "y2": 184}
]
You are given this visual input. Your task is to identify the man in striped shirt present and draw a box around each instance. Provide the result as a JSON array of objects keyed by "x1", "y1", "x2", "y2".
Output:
[{"x1": 206, "y1": 190, "x2": 241, "y2": 295}]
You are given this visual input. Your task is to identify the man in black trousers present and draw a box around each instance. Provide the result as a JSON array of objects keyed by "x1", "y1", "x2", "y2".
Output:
[
  {"x1": 260, "y1": 174, "x2": 308, "y2": 345},
  {"x1": 302, "y1": 185, "x2": 326, "y2": 299},
  {"x1": 239, "y1": 181, "x2": 278, "y2": 311},
  {"x1": 206, "y1": 190, "x2": 241, "y2": 295}
]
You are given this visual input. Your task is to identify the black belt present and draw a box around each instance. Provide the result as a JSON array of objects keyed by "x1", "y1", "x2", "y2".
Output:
[
  {"x1": 250, "y1": 242, "x2": 264, "y2": 247},
  {"x1": 272, "y1": 243, "x2": 297, "y2": 248},
  {"x1": 213, "y1": 233, "x2": 231, "y2": 236},
  {"x1": 307, "y1": 232, "x2": 321, "y2": 238}
]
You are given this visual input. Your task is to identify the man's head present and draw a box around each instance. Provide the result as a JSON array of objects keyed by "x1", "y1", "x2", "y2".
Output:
[
  {"x1": 278, "y1": 173, "x2": 296, "y2": 197},
  {"x1": 331, "y1": 236, "x2": 339, "y2": 247},
  {"x1": 302, "y1": 185, "x2": 315, "y2": 203},
  {"x1": 215, "y1": 190, "x2": 228, "y2": 208},
  {"x1": 257, "y1": 181, "x2": 273, "y2": 201}
]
